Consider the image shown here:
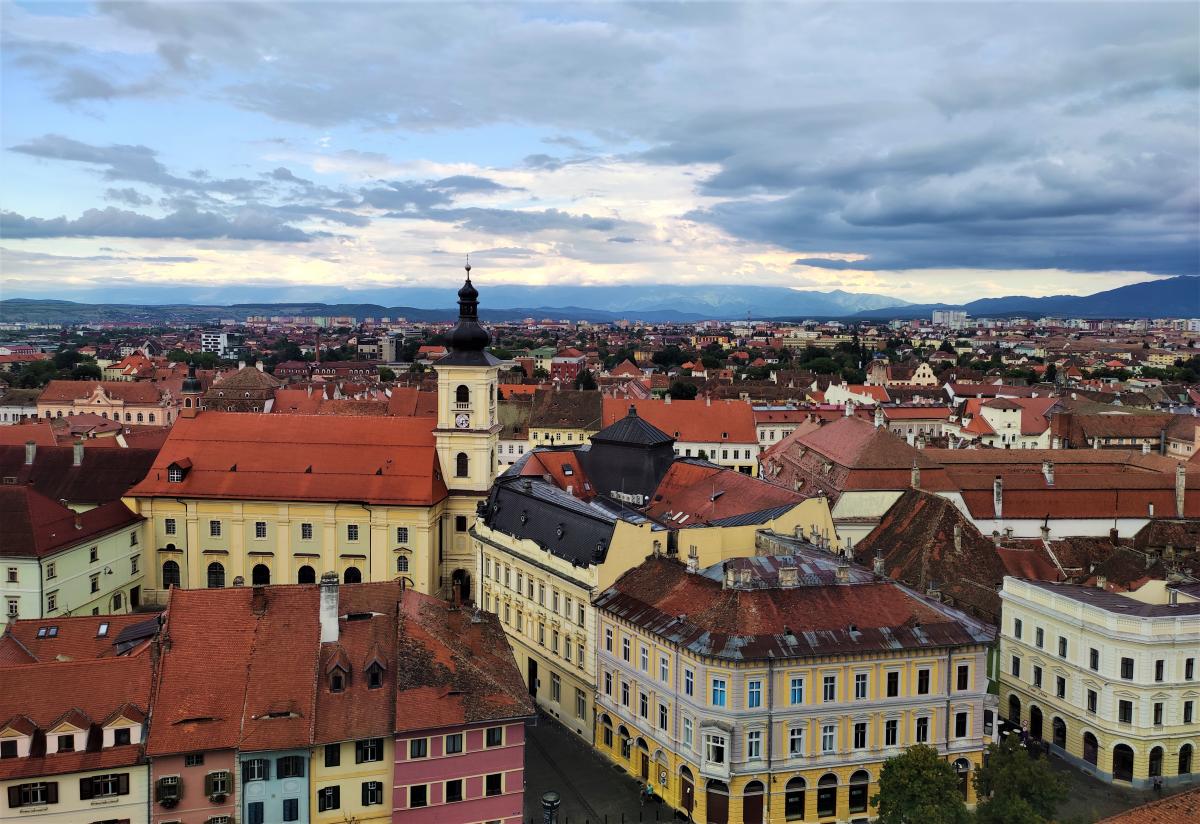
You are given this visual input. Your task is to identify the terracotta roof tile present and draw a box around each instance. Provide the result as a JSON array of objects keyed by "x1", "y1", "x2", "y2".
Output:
[
  {"x1": 1096, "y1": 787, "x2": 1200, "y2": 824},
  {"x1": 602, "y1": 397, "x2": 757, "y2": 443}
]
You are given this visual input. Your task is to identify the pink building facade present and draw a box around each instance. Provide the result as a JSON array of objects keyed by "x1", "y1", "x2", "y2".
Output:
[
  {"x1": 149, "y1": 749, "x2": 238, "y2": 824},
  {"x1": 393, "y1": 719, "x2": 527, "y2": 824}
]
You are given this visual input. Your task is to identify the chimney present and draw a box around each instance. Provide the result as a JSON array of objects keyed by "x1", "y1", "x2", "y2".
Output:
[
  {"x1": 24, "y1": 440, "x2": 36, "y2": 466},
  {"x1": 74, "y1": 513, "x2": 82, "y2": 530},
  {"x1": 1095, "y1": 575, "x2": 1107, "y2": 590},
  {"x1": 1169, "y1": 588, "x2": 1179, "y2": 607},
  {"x1": 993, "y1": 476, "x2": 1003, "y2": 520},
  {"x1": 1042, "y1": 460, "x2": 1054, "y2": 486},
  {"x1": 723, "y1": 563, "x2": 735, "y2": 589},
  {"x1": 1176, "y1": 463, "x2": 1186, "y2": 517},
  {"x1": 1109, "y1": 527, "x2": 1119, "y2": 545},
  {"x1": 257, "y1": 361, "x2": 264, "y2": 372},
  {"x1": 664, "y1": 394, "x2": 671, "y2": 405},
  {"x1": 73, "y1": 440, "x2": 84, "y2": 467},
  {"x1": 779, "y1": 566, "x2": 799, "y2": 587},
  {"x1": 926, "y1": 579, "x2": 941, "y2": 601},
  {"x1": 953, "y1": 523, "x2": 962, "y2": 551},
  {"x1": 1040, "y1": 523, "x2": 1050, "y2": 541},
  {"x1": 686, "y1": 546, "x2": 699, "y2": 574},
  {"x1": 873, "y1": 548, "x2": 885, "y2": 577},
  {"x1": 238, "y1": 359, "x2": 246, "y2": 370},
  {"x1": 911, "y1": 460, "x2": 921, "y2": 490},
  {"x1": 1142, "y1": 442, "x2": 1150, "y2": 455},
  {"x1": 835, "y1": 558, "x2": 850, "y2": 583},
  {"x1": 874, "y1": 407, "x2": 884, "y2": 429},
  {"x1": 1148, "y1": 502, "x2": 1155, "y2": 519},
  {"x1": 843, "y1": 401, "x2": 853, "y2": 418},
  {"x1": 320, "y1": 571, "x2": 340, "y2": 644},
  {"x1": 915, "y1": 433, "x2": 926, "y2": 450},
  {"x1": 706, "y1": 395, "x2": 711, "y2": 407}
]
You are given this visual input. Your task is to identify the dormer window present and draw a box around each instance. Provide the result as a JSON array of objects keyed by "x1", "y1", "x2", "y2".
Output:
[
  {"x1": 58, "y1": 734, "x2": 74, "y2": 752},
  {"x1": 1, "y1": 740, "x2": 17, "y2": 758},
  {"x1": 114, "y1": 728, "x2": 131, "y2": 746},
  {"x1": 330, "y1": 672, "x2": 345, "y2": 693},
  {"x1": 367, "y1": 663, "x2": 384, "y2": 689}
]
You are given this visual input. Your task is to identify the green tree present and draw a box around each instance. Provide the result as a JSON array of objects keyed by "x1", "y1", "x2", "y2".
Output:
[
  {"x1": 872, "y1": 744, "x2": 970, "y2": 824},
  {"x1": 70, "y1": 363, "x2": 102, "y2": 380},
  {"x1": 973, "y1": 735, "x2": 1067, "y2": 824},
  {"x1": 1044, "y1": 362, "x2": 1057, "y2": 383},
  {"x1": 668, "y1": 380, "x2": 698, "y2": 400},
  {"x1": 574, "y1": 369, "x2": 597, "y2": 390},
  {"x1": 377, "y1": 366, "x2": 396, "y2": 382}
]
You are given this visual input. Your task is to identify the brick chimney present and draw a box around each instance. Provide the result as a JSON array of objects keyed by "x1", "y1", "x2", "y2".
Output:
[
  {"x1": 911, "y1": 460, "x2": 921, "y2": 490},
  {"x1": 873, "y1": 548, "x2": 885, "y2": 577},
  {"x1": 1041, "y1": 460, "x2": 1054, "y2": 486}
]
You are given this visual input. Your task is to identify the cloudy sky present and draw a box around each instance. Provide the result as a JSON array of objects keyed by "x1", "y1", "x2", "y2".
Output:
[{"x1": 2, "y1": 1, "x2": 1197, "y2": 305}]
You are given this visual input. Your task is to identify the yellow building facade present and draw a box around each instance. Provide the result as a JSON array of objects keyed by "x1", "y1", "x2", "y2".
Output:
[
  {"x1": 310, "y1": 738, "x2": 394, "y2": 824},
  {"x1": 594, "y1": 553, "x2": 996, "y2": 824}
]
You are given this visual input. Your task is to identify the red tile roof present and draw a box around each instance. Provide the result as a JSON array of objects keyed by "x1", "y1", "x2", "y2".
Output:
[
  {"x1": 128, "y1": 412, "x2": 448, "y2": 506},
  {"x1": 39, "y1": 380, "x2": 165, "y2": 404},
  {"x1": 602, "y1": 397, "x2": 757, "y2": 443},
  {"x1": 0, "y1": 487, "x2": 142, "y2": 559},
  {"x1": 0, "y1": 614, "x2": 154, "y2": 663},
  {"x1": 1096, "y1": 787, "x2": 1200, "y2": 823},
  {"x1": 646, "y1": 461, "x2": 803, "y2": 524}
]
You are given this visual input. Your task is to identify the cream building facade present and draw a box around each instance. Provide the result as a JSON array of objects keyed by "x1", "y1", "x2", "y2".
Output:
[{"x1": 999, "y1": 577, "x2": 1199, "y2": 788}]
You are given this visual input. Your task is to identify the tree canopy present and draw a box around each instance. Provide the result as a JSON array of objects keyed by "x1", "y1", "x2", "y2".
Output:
[{"x1": 872, "y1": 744, "x2": 970, "y2": 824}]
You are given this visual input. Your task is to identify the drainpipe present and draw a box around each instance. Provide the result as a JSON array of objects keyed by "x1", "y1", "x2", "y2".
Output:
[
  {"x1": 944, "y1": 648, "x2": 954, "y2": 761},
  {"x1": 765, "y1": 652, "x2": 774, "y2": 824}
]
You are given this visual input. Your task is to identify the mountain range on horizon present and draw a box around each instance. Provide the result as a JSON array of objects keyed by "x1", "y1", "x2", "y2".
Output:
[{"x1": 1, "y1": 276, "x2": 1196, "y2": 324}]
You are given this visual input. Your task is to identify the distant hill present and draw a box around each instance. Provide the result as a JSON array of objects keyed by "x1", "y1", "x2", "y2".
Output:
[{"x1": 850, "y1": 276, "x2": 1199, "y2": 320}]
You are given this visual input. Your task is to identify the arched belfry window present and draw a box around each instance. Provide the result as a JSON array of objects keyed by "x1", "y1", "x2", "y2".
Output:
[
  {"x1": 455, "y1": 385, "x2": 470, "y2": 406},
  {"x1": 456, "y1": 452, "x2": 469, "y2": 478}
]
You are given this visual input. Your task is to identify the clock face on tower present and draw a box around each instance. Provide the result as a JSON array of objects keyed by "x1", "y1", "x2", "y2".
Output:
[{"x1": 455, "y1": 413, "x2": 470, "y2": 429}]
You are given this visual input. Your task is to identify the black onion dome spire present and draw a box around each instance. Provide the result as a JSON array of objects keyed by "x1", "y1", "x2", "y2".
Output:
[
  {"x1": 447, "y1": 260, "x2": 490, "y2": 352},
  {"x1": 182, "y1": 362, "x2": 202, "y2": 394}
]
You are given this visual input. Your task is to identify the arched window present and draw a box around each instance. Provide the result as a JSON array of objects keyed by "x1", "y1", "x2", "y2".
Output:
[
  {"x1": 1149, "y1": 746, "x2": 1163, "y2": 778},
  {"x1": 136, "y1": 413, "x2": 144, "y2": 422},
  {"x1": 148, "y1": 413, "x2": 155, "y2": 423},
  {"x1": 1113, "y1": 744, "x2": 1134, "y2": 782},
  {"x1": 784, "y1": 777, "x2": 806, "y2": 821},
  {"x1": 162, "y1": 560, "x2": 181, "y2": 589},
  {"x1": 297, "y1": 565, "x2": 316, "y2": 584},
  {"x1": 848, "y1": 770, "x2": 870, "y2": 813},
  {"x1": 125, "y1": 413, "x2": 132, "y2": 422},
  {"x1": 816, "y1": 774, "x2": 838, "y2": 819},
  {"x1": 742, "y1": 780, "x2": 765, "y2": 824},
  {"x1": 455, "y1": 384, "x2": 470, "y2": 406},
  {"x1": 1029, "y1": 705, "x2": 1043, "y2": 740},
  {"x1": 1052, "y1": 717, "x2": 1066, "y2": 749},
  {"x1": 1180, "y1": 744, "x2": 1193, "y2": 775},
  {"x1": 396, "y1": 555, "x2": 409, "y2": 574},
  {"x1": 456, "y1": 452, "x2": 469, "y2": 478},
  {"x1": 344, "y1": 566, "x2": 362, "y2": 584},
  {"x1": 953, "y1": 759, "x2": 971, "y2": 800},
  {"x1": 601, "y1": 714, "x2": 613, "y2": 748},
  {"x1": 207, "y1": 562, "x2": 225, "y2": 589},
  {"x1": 1083, "y1": 732, "x2": 1099, "y2": 766},
  {"x1": 1008, "y1": 694, "x2": 1021, "y2": 724},
  {"x1": 251, "y1": 564, "x2": 270, "y2": 586}
]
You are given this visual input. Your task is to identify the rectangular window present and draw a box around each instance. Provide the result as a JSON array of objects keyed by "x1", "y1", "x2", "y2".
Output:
[
  {"x1": 410, "y1": 785, "x2": 428, "y2": 808},
  {"x1": 47, "y1": 592, "x2": 57, "y2": 612},
  {"x1": 639, "y1": 692, "x2": 649, "y2": 718},
  {"x1": 164, "y1": 518, "x2": 176, "y2": 535},
  {"x1": 578, "y1": 604, "x2": 586, "y2": 627},
  {"x1": 324, "y1": 743, "x2": 340, "y2": 767},
  {"x1": 887, "y1": 671, "x2": 900, "y2": 697},
  {"x1": 1118, "y1": 700, "x2": 1133, "y2": 724},
  {"x1": 658, "y1": 703, "x2": 669, "y2": 730},
  {"x1": 317, "y1": 786, "x2": 340, "y2": 812},
  {"x1": 184, "y1": 753, "x2": 204, "y2": 767},
  {"x1": 855, "y1": 672, "x2": 868, "y2": 700},
  {"x1": 243, "y1": 759, "x2": 269, "y2": 782},
  {"x1": 1087, "y1": 689, "x2": 1098, "y2": 713},
  {"x1": 917, "y1": 668, "x2": 931, "y2": 695},
  {"x1": 347, "y1": 524, "x2": 359, "y2": 541},
  {"x1": 301, "y1": 522, "x2": 313, "y2": 540},
  {"x1": 90, "y1": 574, "x2": 99, "y2": 593},
  {"x1": 485, "y1": 773, "x2": 503, "y2": 796},
  {"x1": 209, "y1": 520, "x2": 221, "y2": 537},
  {"x1": 823, "y1": 674, "x2": 837, "y2": 702},
  {"x1": 552, "y1": 673, "x2": 561, "y2": 702},
  {"x1": 538, "y1": 584, "x2": 545, "y2": 605},
  {"x1": 957, "y1": 664, "x2": 969, "y2": 691},
  {"x1": 955, "y1": 711, "x2": 968, "y2": 738},
  {"x1": 89, "y1": 546, "x2": 98, "y2": 563},
  {"x1": 604, "y1": 671, "x2": 612, "y2": 695},
  {"x1": 283, "y1": 798, "x2": 299, "y2": 821},
  {"x1": 1187, "y1": 658, "x2": 1195, "y2": 680},
  {"x1": 640, "y1": 645, "x2": 649, "y2": 671},
  {"x1": 577, "y1": 689, "x2": 587, "y2": 720},
  {"x1": 916, "y1": 716, "x2": 929, "y2": 743},
  {"x1": 1056, "y1": 676, "x2": 1066, "y2": 699},
  {"x1": 622, "y1": 681, "x2": 629, "y2": 706},
  {"x1": 1155, "y1": 659, "x2": 1165, "y2": 682},
  {"x1": 604, "y1": 627, "x2": 613, "y2": 652},
  {"x1": 1012, "y1": 656, "x2": 1021, "y2": 678},
  {"x1": 1090, "y1": 648, "x2": 1100, "y2": 671},
  {"x1": 821, "y1": 724, "x2": 836, "y2": 753},
  {"x1": 712, "y1": 678, "x2": 727, "y2": 707},
  {"x1": 276, "y1": 756, "x2": 304, "y2": 778},
  {"x1": 247, "y1": 802, "x2": 265, "y2": 824},
  {"x1": 1035, "y1": 627, "x2": 1044, "y2": 648},
  {"x1": 789, "y1": 726, "x2": 804, "y2": 756},
  {"x1": 362, "y1": 781, "x2": 384, "y2": 806},
  {"x1": 114, "y1": 728, "x2": 130, "y2": 746},
  {"x1": 486, "y1": 727, "x2": 503, "y2": 747},
  {"x1": 1121, "y1": 658, "x2": 1134, "y2": 680},
  {"x1": 1058, "y1": 636, "x2": 1068, "y2": 658},
  {"x1": 684, "y1": 668, "x2": 694, "y2": 696},
  {"x1": 885, "y1": 719, "x2": 898, "y2": 746},
  {"x1": 254, "y1": 521, "x2": 267, "y2": 539},
  {"x1": 446, "y1": 779, "x2": 464, "y2": 803},
  {"x1": 622, "y1": 637, "x2": 630, "y2": 661},
  {"x1": 396, "y1": 526, "x2": 409, "y2": 543},
  {"x1": 445, "y1": 733, "x2": 463, "y2": 754},
  {"x1": 748, "y1": 679, "x2": 762, "y2": 708},
  {"x1": 1013, "y1": 617, "x2": 1022, "y2": 639},
  {"x1": 551, "y1": 631, "x2": 559, "y2": 654},
  {"x1": 853, "y1": 722, "x2": 867, "y2": 749},
  {"x1": 1033, "y1": 665, "x2": 1043, "y2": 689},
  {"x1": 790, "y1": 676, "x2": 804, "y2": 704},
  {"x1": 1184, "y1": 701, "x2": 1194, "y2": 724},
  {"x1": 57, "y1": 734, "x2": 73, "y2": 752},
  {"x1": 660, "y1": 656, "x2": 669, "y2": 682},
  {"x1": 406, "y1": 738, "x2": 425, "y2": 760},
  {"x1": 705, "y1": 734, "x2": 726, "y2": 764},
  {"x1": 683, "y1": 717, "x2": 694, "y2": 749},
  {"x1": 747, "y1": 730, "x2": 762, "y2": 760},
  {"x1": 1153, "y1": 702, "x2": 1163, "y2": 726}
]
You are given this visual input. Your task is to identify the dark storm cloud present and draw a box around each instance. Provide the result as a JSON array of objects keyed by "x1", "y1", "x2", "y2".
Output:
[
  {"x1": 0, "y1": 206, "x2": 317, "y2": 242},
  {"x1": 104, "y1": 187, "x2": 153, "y2": 207}
]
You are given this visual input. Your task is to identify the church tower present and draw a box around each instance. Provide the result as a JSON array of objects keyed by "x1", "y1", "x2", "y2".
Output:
[
  {"x1": 434, "y1": 261, "x2": 501, "y2": 494},
  {"x1": 180, "y1": 363, "x2": 202, "y2": 419}
]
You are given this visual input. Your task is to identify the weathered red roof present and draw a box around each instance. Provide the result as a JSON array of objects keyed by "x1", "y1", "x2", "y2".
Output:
[
  {"x1": 128, "y1": 412, "x2": 448, "y2": 506},
  {"x1": 0, "y1": 486, "x2": 142, "y2": 559},
  {"x1": 39, "y1": 380, "x2": 165, "y2": 404},
  {"x1": 602, "y1": 397, "x2": 757, "y2": 444}
]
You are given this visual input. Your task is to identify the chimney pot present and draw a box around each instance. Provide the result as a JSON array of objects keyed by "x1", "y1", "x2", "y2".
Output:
[
  {"x1": 73, "y1": 440, "x2": 84, "y2": 467},
  {"x1": 24, "y1": 440, "x2": 36, "y2": 466}
]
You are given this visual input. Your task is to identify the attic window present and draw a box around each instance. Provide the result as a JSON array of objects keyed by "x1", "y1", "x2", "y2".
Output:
[
  {"x1": 562, "y1": 464, "x2": 574, "y2": 476},
  {"x1": 330, "y1": 673, "x2": 345, "y2": 693},
  {"x1": 167, "y1": 467, "x2": 184, "y2": 483},
  {"x1": 345, "y1": 612, "x2": 372, "y2": 622},
  {"x1": 36, "y1": 626, "x2": 58, "y2": 638},
  {"x1": 367, "y1": 663, "x2": 384, "y2": 689},
  {"x1": 265, "y1": 710, "x2": 296, "y2": 719},
  {"x1": 97, "y1": 622, "x2": 109, "y2": 637}
]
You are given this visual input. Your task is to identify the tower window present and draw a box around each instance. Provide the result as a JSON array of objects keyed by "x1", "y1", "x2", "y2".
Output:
[
  {"x1": 455, "y1": 385, "x2": 470, "y2": 406},
  {"x1": 456, "y1": 452, "x2": 469, "y2": 478}
]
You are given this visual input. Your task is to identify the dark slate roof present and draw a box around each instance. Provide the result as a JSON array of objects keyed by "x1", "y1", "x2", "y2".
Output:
[
  {"x1": 0, "y1": 445, "x2": 159, "y2": 506},
  {"x1": 705, "y1": 504, "x2": 802, "y2": 528},
  {"x1": 436, "y1": 349, "x2": 502, "y2": 368},
  {"x1": 482, "y1": 475, "x2": 630, "y2": 568},
  {"x1": 1016, "y1": 579, "x2": 1200, "y2": 617},
  {"x1": 592, "y1": 405, "x2": 673, "y2": 446}
]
